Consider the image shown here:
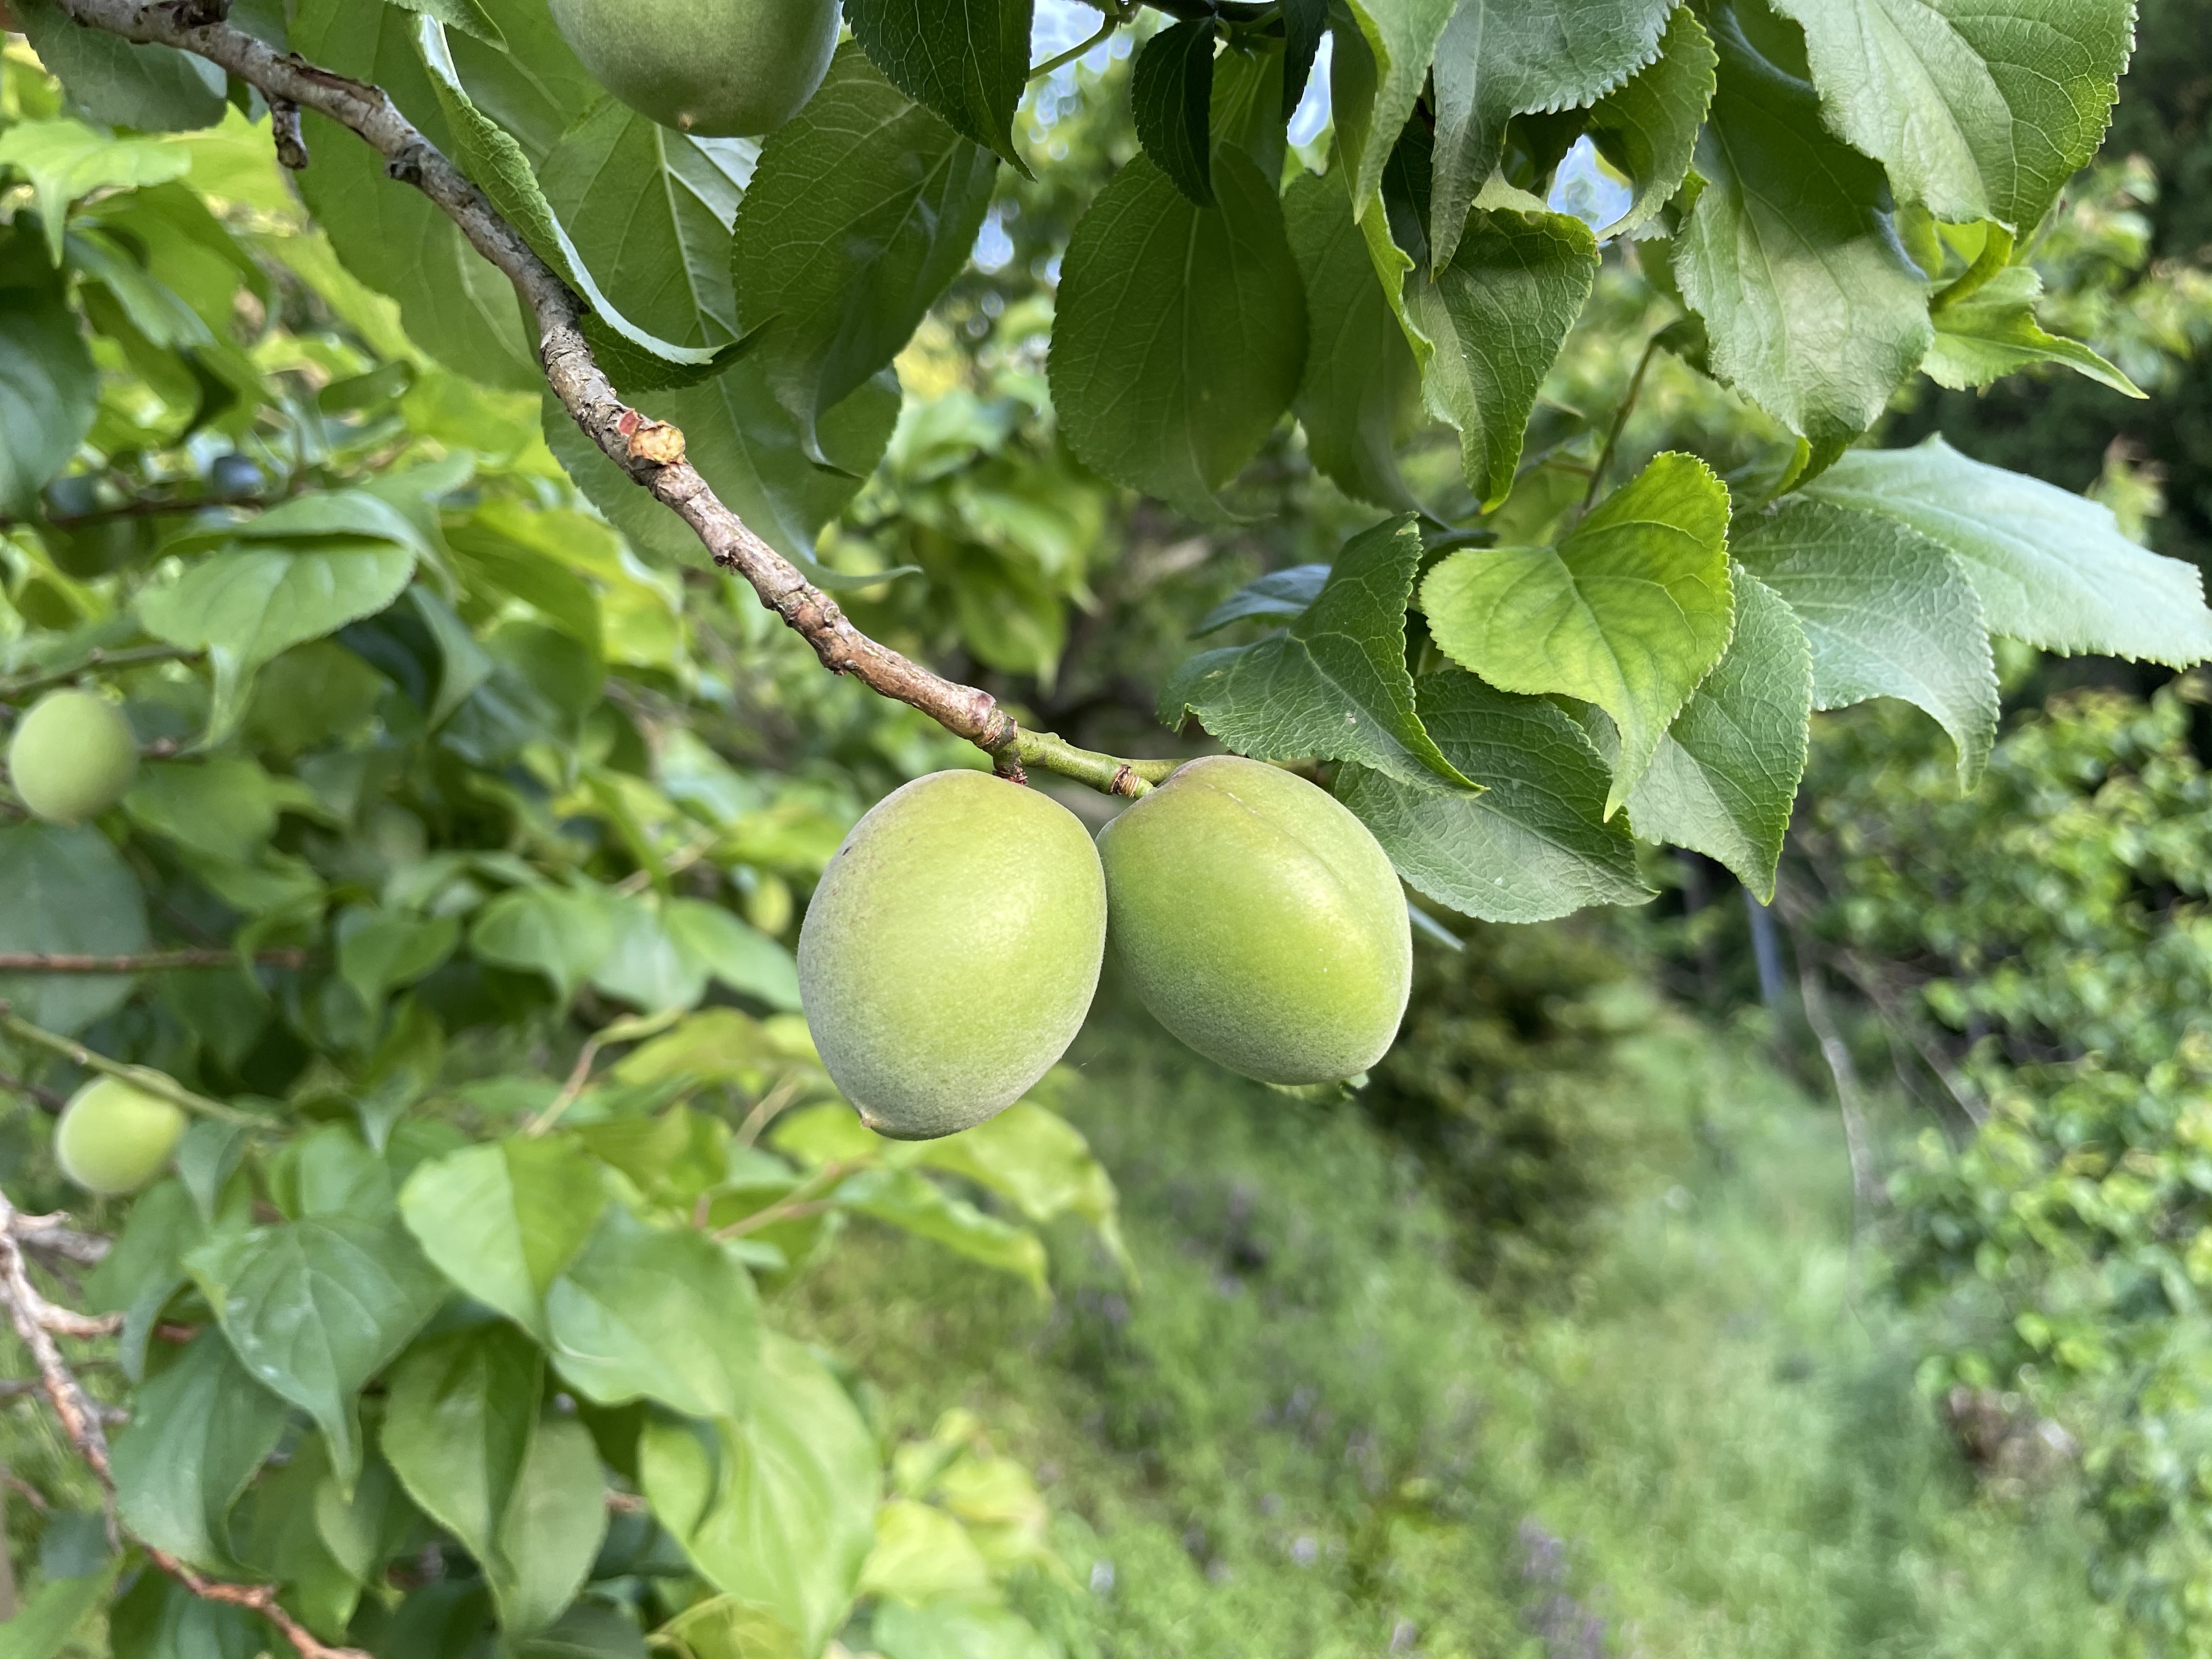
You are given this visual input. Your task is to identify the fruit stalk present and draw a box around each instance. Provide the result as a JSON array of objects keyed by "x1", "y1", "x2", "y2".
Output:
[
  {"x1": 48, "y1": 0, "x2": 1173, "y2": 799},
  {"x1": 0, "y1": 1005, "x2": 258, "y2": 1127}
]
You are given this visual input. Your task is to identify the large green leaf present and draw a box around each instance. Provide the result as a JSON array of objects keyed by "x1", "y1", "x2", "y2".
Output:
[
  {"x1": 491, "y1": 1413, "x2": 607, "y2": 1636},
  {"x1": 1334, "y1": 0, "x2": 1459, "y2": 215},
  {"x1": 1769, "y1": 0, "x2": 2135, "y2": 233},
  {"x1": 15, "y1": 0, "x2": 225, "y2": 131},
  {"x1": 188, "y1": 1215, "x2": 448, "y2": 1486},
  {"x1": 1673, "y1": 2, "x2": 1932, "y2": 448},
  {"x1": 732, "y1": 44, "x2": 1000, "y2": 453},
  {"x1": 1622, "y1": 566, "x2": 1810, "y2": 899},
  {"x1": 839, "y1": 1167, "x2": 1051, "y2": 1295},
  {"x1": 290, "y1": 0, "x2": 540, "y2": 390},
  {"x1": 844, "y1": 0, "x2": 1034, "y2": 168},
  {"x1": 640, "y1": 1334, "x2": 880, "y2": 1657},
  {"x1": 1428, "y1": 0, "x2": 1674, "y2": 267},
  {"x1": 0, "y1": 285, "x2": 95, "y2": 515},
  {"x1": 380, "y1": 1324, "x2": 544, "y2": 1581},
  {"x1": 0, "y1": 120, "x2": 190, "y2": 263},
  {"x1": 1409, "y1": 206, "x2": 1598, "y2": 509},
  {"x1": 1336, "y1": 668, "x2": 1651, "y2": 921},
  {"x1": 1733, "y1": 496, "x2": 1998, "y2": 783},
  {"x1": 1584, "y1": 4, "x2": 1718, "y2": 240},
  {"x1": 545, "y1": 1204, "x2": 761, "y2": 1421},
  {"x1": 1423, "y1": 451, "x2": 1735, "y2": 812},
  {"x1": 398, "y1": 1136, "x2": 608, "y2": 1339},
  {"x1": 1160, "y1": 516, "x2": 1474, "y2": 790},
  {"x1": 1803, "y1": 437, "x2": 2212, "y2": 669},
  {"x1": 1922, "y1": 264, "x2": 2140, "y2": 397},
  {"x1": 1049, "y1": 151, "x2": 1307, "y2": 521},
  {"x1": 1284, "y1": 168, "x2": 1423, "y2": 510},
  {"x1": 469, "y1": 884, "x2": 619, "y2": 1002},
  {"x1": 0, "y1": 825, "x2": 150, "y2": 1036},
  {"x1": 111, "y1": 1331, "x2": 289, "y2": 1573}
]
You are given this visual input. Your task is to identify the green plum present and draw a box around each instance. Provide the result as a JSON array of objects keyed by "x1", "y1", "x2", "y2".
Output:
[
  {"x1": 55, "y1": 1076, "x2": 187, "y2": 1196},
  {"x1": 1098, "y1": 755, "x2": 1412, "y2": 1084},
  {"x1": 6, "y1": 689, "x2": 138, "y2": 826},
  {"x1": 546, "y1": 0, "x2": 838, "y2": 137},
  {"x1": 798, "y1": 770, "x2": 1108, "y2": 1140}
]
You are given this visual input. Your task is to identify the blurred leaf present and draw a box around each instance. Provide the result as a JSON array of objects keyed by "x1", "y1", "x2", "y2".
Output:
[
  {"x1": 338, "y1": 907, "x2": 462, "y2": 1008},
  {"x1": 381, "y1": 1324, "x2": 543, "y2": 1579},
  {"x1": 0, "y1": 824, "x2": 150, "y2": 1035},
  {"x1": 399, "y1": 1136, "x2": 607, "y2": 1339},
  {"x1": 0, "y1": 285, "x2": 95, "y2": 514},
  {"x1": 640, "y1": 1334, "x2": 880, "y2": 1655},
  {"x1": 1161, "y1": 516, "x2": 1474, "y2": 790},
  {"x1": 654, "y1": 1598, "x2": 804, "y2": 1659},
  {"x1": 111, "y1": 1330, "x2": 289, "y2": 1573},
  {"x1": 470, "y1": 885, "x2": 619, "y2": 1003},
  {"x1": 0, "y1": 1563, "x2": 118, "y2": 1659},
  {"x1": 546, "y1": 1203, "x2": 761, "y2": 1420},
  {"x1": 662, "y1": 899, "x2": 803, "y2": 1012},
  {"x1": 872, "y1": 1600, "x2": 1054, "y2": 1659},
  {"x1": 492, "y1": 1412, "x2": 608, "y2": 1636},
  {"x1": 859, "y1": 1498, "x2": 997, "y2": 1605},
  {"x1": 1193, "y1": 564, "x2": 1331, "y2": 637},
  {"x1": 0, "y1": 119, "x2": 191, "y2": 263},
  {"x1": 840, "y1": 1167, "x2": 1049, "y2": 1295},
  {"x1": 1050, "y1": 151, "x2": 1306, "y2": 520}
]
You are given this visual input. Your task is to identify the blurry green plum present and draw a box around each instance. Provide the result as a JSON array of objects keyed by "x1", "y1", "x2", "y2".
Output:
[
  {"x1": 798, "y1": 770, "x2": 1107, "y2": 1140},
  {"x1": 7, "y1": 689, "x2": 138, "y2": 826},
  {"x1": 55, "y1": 1076, "x2": 187, "y2": 1196},
  {"x1": 546, "y1": 0, "x2": 838, "y2": 137},
  {"x1": 1098, "y1": 755, "x2": 1411, "y2": 1084}
]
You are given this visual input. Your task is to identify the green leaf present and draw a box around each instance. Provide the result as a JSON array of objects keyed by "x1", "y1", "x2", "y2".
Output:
[
  {"x1": 108, "y1": 1573, "x2": 272, "y2": 1659},
  {"x1": 1769, "y1": 0, "x2": 2135, "y2": 233},
  {"x1": 1409, "y1": 206, "x2": 1598, "y2": 509},
  {"x1": 136, "y1": 540, "x2": 417, "y2": 741},
  {"x1": 1584, "y1": 4, "x2": 1718, "y2": 240},
  {"x1": 518, "y1": 1605, "x2": 652, "y2": 1659},
  {"x1": 662, "y1": 899, "x2": 804, "y2": 1012},
  {"x1": 1284, "y1": 168, "x2": 1422, "y2": 510},
  {"x1": 469, "y1": 884, "x2": 619, "y2": 1002},
  {"x1": 398, "y1": 1136, "x2": 607, "y2": 1339},
  {"x1": 492, "y1": 1412, "x2": 608, "y2": 1636},
  {"x1": 14, "y1": 0, "x2": 225, "y2": 132},
  {"x1": 1620, "y1": 567, "x2": 1810, "y2": 899},
  {"x1": 0, "y1": 824, "x2": 150, "y2": 1036},
  {"x1": 1733, "y1": 496, "x2": 1999, "y2": 783},
  {"x1": 916, "y1": 1098, "x2": 1129, "y2": 1269},
  {"x1": 1802, "y1": 436, "x2": 2212, "y2": 669},
  {"x1": 1423, "y1": 451, "x2": 1735, "y2": 811},
  {"x1": 545, "y1": 1203, "x2": 762, "y2": 1420},
  {"x1": 111, "y1": 1330, "x2": 289, "y2": 1573},
  {"x1": 122, "y1": 756, "x2": 301, "y2": 867},
  {"x1": 1194, "y1": 565, "x2": 1331, "y2": 635},
  {"x1": 1673, "y1": 2, "x2": 1933, "y2": 448},
  {"x1": 654, "y1": 1599, "x2": 804, "y2": 1659},
  {"x1": 188, "y1": 1214, "x2": 448, "y2": 1486},
  {"x1": 840, "y1": 1166, "x2": 1051, "y2": 1294},
  {"x1": 1049, "y1": 150, "x2": 1307, "y2": 521},
  {"x1": 1428, "y1": 0, "x2": 1674, "y2": 267},
  {"x1": 1336, "y1": 668, "x2": 1651, "y2": 921},
  {"x1": 844, "y1": 0, "x2": 1035, "y2": 169},
  {"x1": 383, "y1": 0, "x2": 505, "y2": 47},
  {"x1": 859, "y1": 1498, "x2": 997, "y2": 1605},
  {"x1": 1334, "y1": 0, "x2": 1458, "y2": 216},
  {"x1": 338, "y1": 907, "x2": 462, "y2": 1008},
  {"x1": 290, "y1": 0, "x2": 540, "y2": 391},
  {"x1": 640, "y1": 1334, "x2": 881, "y2": 1656},
  {"x1": 732, "y1": 44, "x2": 1000, "y2": 456},
  {"x1": 0, "y1": 286, "x2": 95, "y2": 515},
  {"x1": 1160, "y1": 516, "x2": 1475, "y2": 790},
  {"x1": 873, "y1": 1600, "x2": 1056, "y2": 1659},
  {"x1": 380, "y1": 1324, "x2": 544, "y2": 1578},
  {"x1": 238, "y1": 1432, "x2": 368, "y2": 1640},
  {"x1": 0, "y1": 119, "x2": 191, "y2": 263},
  {"x1": 1923, "y1": 263, "x2": 2142, "y2": 396},
  {"x1": 1132, "y1": 18, "x2": 1220, "y2": 206},
  {"x1": 0, "y1": 1564, "x2": 117, "y2": 1659},
  {"x1": 85, "y1": 1178, "x2": 207, "y2": 1381}
]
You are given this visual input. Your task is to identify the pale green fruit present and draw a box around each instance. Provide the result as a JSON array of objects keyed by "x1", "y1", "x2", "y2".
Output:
[
  {"x1": 547, "y1": 0, "x2": 838, "y2": 137},
  {"x1": 55, "y1": 1076, "x2": 186, "y2": 1196},
  {"x1": 1099, "y1": 755, "x2": 1412, "y2": 1085},
  {"x1": 798, "y1": 771, "x2": 1107, "y2": 1140},
  {"x1": 7, "y1": 689, "x2": 138, "y2": 826}
]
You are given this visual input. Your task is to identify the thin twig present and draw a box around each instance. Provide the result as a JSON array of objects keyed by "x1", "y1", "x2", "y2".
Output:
[
  {"x1": 0, "y1": 1006, "x2": 260, "y2": 1127},
  {"x1": 0, "y1": 1070, "x2": 69, "y2": 1115},
  {"x1": 52, "y1": 0, "x2": 1176, "y2": 799},
  {"x1": 0, "y1": 645, "x2": 204, "y2": 703},
  {"x1": 733, "y1": 1074, "x2": 803, "y2": 1150},
  {"x1": 1583, "y1": 335, "x2": 1662, "y2": 511},
  {"x1": 714, "y1": 1162, "x2": 856, "y2": 1240},
  {"x1": 1791, "y1": 952, "x2": 1883, "y2": 1214},
  {"x1": 526, "y1": 1006, "x2": 686, "y2": 1137},
  {"x1": 145, "y1": 1547, "x2": 371, "y2": 1659},
  {"x1": 0, "y1": 950, "x2": 307, "y2": 974},
  {"x1": 1029, "y1": 3, "x2": 1128, "y2": 80}
]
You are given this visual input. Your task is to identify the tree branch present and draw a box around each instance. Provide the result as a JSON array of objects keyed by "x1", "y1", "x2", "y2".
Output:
[
  {"x1": 0, "y1": 949, "x2": 308, "y2": 974},
  {"x1": 0, "y1": 1005, "x2": 262, "y2": 1126},
  {"x1": 50, "y1": 0, "x2": 1176, "y2": 797}
]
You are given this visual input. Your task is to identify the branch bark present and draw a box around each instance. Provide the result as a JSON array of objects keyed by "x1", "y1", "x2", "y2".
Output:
[
  {"x1": 0, "y1": 949, "x2": 308, "y2": 974},
  {"x1": 49, "y1": 0, "x2": 1171, "y2": 797}
]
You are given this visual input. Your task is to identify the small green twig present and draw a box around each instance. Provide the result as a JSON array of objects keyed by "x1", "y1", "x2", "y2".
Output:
[
  {"x1": 734, "y1": 1074, "x2": 804, "y2": 1150},
  {"x1": 0, "y1": 646, "x2": 202, "y2": 704},
  {"x1": 714, "y1": 1161, "x2": 857, "y2": 1240},
  {"x1": 0, "y1": 1007, "x2": 258, "y2": 1127},
  {"x1": 526, "y1": 1006, "x2": 687, "y2": 1137},
  {"x1": 995, "y1": 730, "x2": 1180, "y2": 797},
  {"x1": 1029, "y1": 4, "x2": 1131, "y2": 80},
  {"x1": 1930, "y1": 223, "x2": 2016, "y2": 315},
  {"x1": 1583, "y1": 335, "x2": 1663, "y2": 512}
]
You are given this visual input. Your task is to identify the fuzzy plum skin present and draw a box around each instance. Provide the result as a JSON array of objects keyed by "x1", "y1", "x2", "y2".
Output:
[
  {"x1": 55, "y1": 1076, "x2": 186, "y2": 1196},
  {"x1": 798, "y1": 771, "x2": 1107, "y2": 1141},
  {"x1": 1098, "y1": 756, "x2": 1412, "y2": 1085},
  {"x1": 7, "y1": 690, "x2": 138, "y2": 827},
  {"x1": 546, "y1": 0, "x2": 838, "y2": 137}
]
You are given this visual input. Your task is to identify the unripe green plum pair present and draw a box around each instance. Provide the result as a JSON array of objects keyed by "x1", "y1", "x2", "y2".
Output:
[
  {"x1": 5, "y1": 689, "x2": 138, "y2": 826},
  {"x1": 798, "y1": 758, "x2": 1411, "y2": 1140},
  {"x1": 548, "y1": 0, "x2": 837, "y2": 137}
]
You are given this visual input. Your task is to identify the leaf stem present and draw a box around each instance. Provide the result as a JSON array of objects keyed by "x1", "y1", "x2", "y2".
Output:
[
  {"x1": 0, "y1": 1006, "x2": 259, "y2": 1126},
  {"x1": 996, "y1": 730, "x2": 1181, "y2": 797},
  {"x1": 1930, "y1": 223, "x2": 2015, "y2": 315},
  {"x1": 1029, "y1": 4, "x2": 1130, "y2": 80},
  {"x1": 1582, "y1": 335, "x2": 1664, "y2": 512}
]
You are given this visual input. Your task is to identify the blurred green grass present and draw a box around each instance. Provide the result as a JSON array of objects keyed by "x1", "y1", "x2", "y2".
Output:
[{"x1": 795, "y1": 1005, "x2": 2121, "y2": 1659}]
